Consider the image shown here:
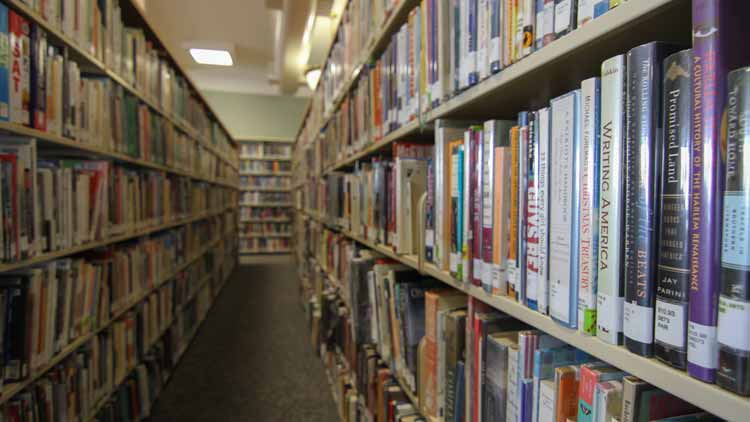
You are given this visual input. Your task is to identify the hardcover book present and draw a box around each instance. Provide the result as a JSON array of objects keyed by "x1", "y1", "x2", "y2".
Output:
[
  {"x1": 654, "y1": 49, "x2": 692, "y2": 370},
  {"x1": 549, "y1": 90, "x2": 581, "y2": 328},
  {"x1": 597, "y1": 54, "x2": 627, "y2": 346},
  {"x1": 537, "y1": 107, "x2": 551, "y2": 315},
  {"x1": 623, "y1": 42, "x2": 680, "y2": 357},
  {"x1": 688, "y1": 0, "x2": 750, "y2": 383}
]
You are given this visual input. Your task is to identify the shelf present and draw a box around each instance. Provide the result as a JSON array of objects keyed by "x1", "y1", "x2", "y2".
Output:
[
  {"x1": 240, "y1": 202, "x2": 293, "y2": 207},
  {"x1": 0, "y1": 229, "x2": 235, "y2": 406},
  {"x1": 309, "y1": 0, "x2": 690, "y2": 174},
  {"x1": 239, "y1": 233, "x2": 292, "y2": 239},
  {"x1": 240, "y1": 155, "x2": 292, "y2": 161},
  {"x1": 240, "y1": 187, "x2": 291, "y2": 192},
  {"x1": 239, "y1": 171, "x2": 292, "y2": 177},
  {"x1": 2, "y1": 0, "x2": 237, "y2": 169},
  {"x1": 240, "y1": 249, "x2": 291, "y2": 254},
  {"x1": 0, "y1": 206, "x2": 234, "y2": 273},
  {"x1": 0, "y1": 122, "x2": 236, "y2": 188},
  {"x1": 239, "y1": 218, "x2": 291, "y2": 223},
  {"x1": 296, "y1": 208, "x2": 750, "y2": 422}
]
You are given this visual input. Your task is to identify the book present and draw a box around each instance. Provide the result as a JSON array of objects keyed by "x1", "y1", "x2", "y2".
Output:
[
  {"x1": 688, "y1": 0, "x2": 750, "y2": 383},
  {"x1": 485, "y1": 332, "x2": 519, "y2": 422},
  {"x1": 9, "y1": 10, "x2": 30, "y2": 126},
  {"x1": 30, "y1": 23, "x2": 46, "y2": 131},
  {"x1": 449, "y1": 140, "x2": 465, "y2": 279},
  {"x1": 555, "y1": 365, "x2": 579, "y2": 422},
  {"x1": 717, "y1": 66, "x2": 750, "y2": 395},
  {"x1": 553, "y1": 0, "x2": 576, "y2": 38},
  {"x1": 654, "y1": 48, "x2": 692, "y2": 370},
  {"x1": 597, "y1": 54, "x2": 627, "y2": 346},
  {"x1": 526, "y1": 110, "x2": 540, "y2": 311},
  {"x1": 0, "y1": 3, "x2": 9, "y2": 121},
  {"x1": 538, "y1": 379, "x2": 557, "y2": 422},
  {"x1": 537, "y1": 107, "x2": 551, "y2": 315},
  {"x1": 508, "y1": 125, "x2": 521, "y2": 299},
  {"x1": 578, "y1": 77, "x2": 601, "y2": 336},
  {"x1": 623, "y1": 42, "x2": 680, "y2": 357},
  {"x1": 621, "y1": 376, "x2": 699, "y2": 422},
  {"x1": 443, "y1": 309, "x2": 467, "y2": 422},
  {"x1": 593, "y1": 380, "x2": 622, "y2": 422},
  {"x1": 577, "y1": 364, "x2": 625, "y2": 422},
  {"x1": 549, "y1": 90, "x2": 581, "y2": 328}
]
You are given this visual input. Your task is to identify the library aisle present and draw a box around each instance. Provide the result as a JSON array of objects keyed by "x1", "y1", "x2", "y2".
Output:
[{"x1": 149, "y1": 264, "x2": 338, "y2": 422}]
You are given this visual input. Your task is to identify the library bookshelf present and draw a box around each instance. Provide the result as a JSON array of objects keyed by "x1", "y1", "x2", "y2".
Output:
[
  {"x1": 291, "y1": 0, "x2": 750, "y2": 421},
  {"x1": 239, "y1": 138, "x2": 294, "y2": 257},
  {"x1": 0, "y1": 0, "x2": 240, "y2": 419}
]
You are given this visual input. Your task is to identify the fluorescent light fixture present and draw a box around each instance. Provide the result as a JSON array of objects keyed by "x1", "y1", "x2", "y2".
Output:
[
  {"x1": 305, "y1": 67, "x2": 321, "y2": 90},
  {"x1": 189, "y1": 48, "x2": 233, "y2": 66}
]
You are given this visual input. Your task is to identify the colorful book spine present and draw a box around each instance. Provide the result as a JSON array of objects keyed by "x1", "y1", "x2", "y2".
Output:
[
  {"x1": 9, "y1": 10, "x2": 30, "y2": 126},
  {"x1": 549, "y1": 90, "x2": 581, "y2": 328},
  {"x1": 450, "y1": 141, "x2": 464, "y2": 279},
  {"x1": 527, "y1": 110, "x2": 541, "y2": 311},
  {"x1": 471, "y1": 126, "x2": 483, "y2": 287},
  {"x1": 491, "y1": 120, "x2": 515, "y2": 296},
  {"x1": 489, "y1": 0, "x2": 502, "y2": 73},
  {"x1": 508, "y1": 125, "x2": 521, "y2": 299},
  {"x1": 537, "y1": 107, "x2": 551, "y2": 315},
  {"x1": 0, "y1": 3, "x2": 9, "y2": 122},
  {"x1": 578, "y1": 77, "x2": 601, "y2": 336},
  {"x1": 717, "y1": 66, "x2": 750, "y2": 395},
  {"x1": 521, "y1": 0, "x2": 534, "y2": 58},
  {"x1": 654, "y1": 49, "x2": 692, "y2": 370},
  {"x1": 518, "y1": 111, "x2": 531, "y2": 307},
  {"x1": 426, "y1": 157, "x2": 435, "y2": 262},
  {"x1": 597, "y1": 54, "x2": 627, "y2": 345},
  {"x1": 463, "y1": 129, "x2": 473, "y2": 284},
  {"x1": 623, "y1": 42, "x2": 678, "y2": 357},
  {"x1": 688, "y1": 0, "x2": 750, "y2": 383},
  {"x1": 468, "y1": 0, "x2": 479, "y2": 86},
  {"x1": 30, "y1": 24, "x2": 46, "y2": 131}
]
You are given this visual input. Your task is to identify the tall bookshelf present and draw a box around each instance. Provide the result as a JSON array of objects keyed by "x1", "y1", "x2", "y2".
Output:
[
  {"x1": 239, "y1": 138, "x2": 293, "y2": 257},
  {"x1": 0, "y1": 0, "x2": 239, "y2": 419},
  {"x1": 292, "y1": 1, "x2": 750, "y2": 421}
]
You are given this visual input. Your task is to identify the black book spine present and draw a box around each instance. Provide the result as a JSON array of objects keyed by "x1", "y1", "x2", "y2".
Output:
[
  {"x1": 717, "y1": 66, "x2": 750, "y2": 395},
  {"x1": 2, "y1": 280, "x2": 28, "y2": 382},
  {"x1": 623, "y1": 42, "x2": 680, "y2": 357},
  {"x1": 654, "y1": 49, "x2": 693, "y2": 369}
]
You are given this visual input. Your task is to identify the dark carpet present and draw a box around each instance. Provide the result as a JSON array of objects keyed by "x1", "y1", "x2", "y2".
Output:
[{"x1": 149, "y1": 263, "x2": 339, "y2": 422}]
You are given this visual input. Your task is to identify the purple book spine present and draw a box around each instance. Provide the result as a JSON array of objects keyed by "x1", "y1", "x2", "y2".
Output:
[{"x1": 688, "y1": 0, "x2": 750, "y2": 382}]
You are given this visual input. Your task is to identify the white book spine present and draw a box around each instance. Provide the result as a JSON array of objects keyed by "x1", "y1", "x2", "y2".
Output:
[
  {"x1": 577, "y1": 0, "x2": 595, "y2": 27},
  {"x1": 537, "y1": 107, "x2": 550, "y2": 315},
  {"x1": 538, "y1": 380, "x2": 556, "y2": 422},
  {"x1": 489, "y1": 0, "x2": 502, "y2": 73},
  {"x1": 578, "y1": 77, "x2": 601, "y2": 335},
  {"x1": 477, "y1": 0, "x2": 489, "y2": 80},
  {"x1": 549, "y1": 90, "x2": 581, "y2": 328},
  {"x1": 506, "y1": 346, "x2": 520, "y2": 422},
  {"x1": 596, "y1": 55, "x2": 626, "y2": 345},
  {"x1": 482, "y1": 121, "x2": 495, "y2": 291}
]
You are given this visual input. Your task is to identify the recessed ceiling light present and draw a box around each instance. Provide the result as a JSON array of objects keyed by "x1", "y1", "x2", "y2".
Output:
[{"x1": 189, "y1": 48, "x2": 234, "y2": 66}]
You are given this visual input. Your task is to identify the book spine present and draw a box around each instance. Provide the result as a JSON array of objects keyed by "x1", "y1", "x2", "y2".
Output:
[
  {"x1": 482, "y1": 122, "x2": 495, "y2": 292},
  {"x1": 508, "y1": 126, "x2": 520, "y2": 299},
  {"x1": 553, "y1": 0, "x2": 576, "y2": 38},
  {"x1": 518, "y1": 112, "x2": 529, "y2": 306},
  {"x1": 717, "y1": 67, "x2": 750, "y2": 395},
  {"x1": 654, "y1": 49, "x2": 692, "y2": 370},
  {"x1": 493, "y1": 139, "x2": 511, "y2": 296},
  {"x1": 489, "y1": 0, "x2": 502, "y2": 74},
  {"x1": 472, "y1": 128, "x2": 483, "y2": 287},
  {"x1": 426, "y1": 157, "x2": 436, "y2": 262},
  {"x1": 526, "y1": 111, "x2": 540, "y2": 311},
  {"x1": 9, "y1": 11, "x2": 30, "y2": 126},
  {"x1": 688, "y1": 0, "x2": 750, "y2": 382},
  {"x1": 467, "y1": 0, "x2": 478, "y2": 86},
  {"x1": 30, "y1": 24, "x2": 47, "y2": 131},
  {"x1": 549, "y1": 90, "x2": 581, "y2": 328},
  {"x1": 436, "y1": 125, "x2": 446, "y2": 268},
  {"x1": 462, "y1": 131, "x2": 472, "y2": 283},
  {"x1": 597, "y1": 55, "x2": 627, "y2": 345},
  {"x1": 521, "y1": 0, "x2": 534, "y2": 57},
  {"x1": 477, "y1": 0, "x2": 488, "y2": 80},
  {"x1": 624, "y1": 42, "x2": 671, "y2": 357},
  {"x1": 537, "y1": 107, "x2": 550, "y2": 315},
  {"x1": 0, "y1": 4, "x2": 8, "y2": 122},
  {"x1": 578, "y1": 77, "x2": 601, "y2": 335}
]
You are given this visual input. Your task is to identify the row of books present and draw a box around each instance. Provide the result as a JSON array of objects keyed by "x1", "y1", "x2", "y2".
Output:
[
  {"x1": 10, "y1": 0, "x2": 236, "y2": 159},
  {"x1": 0, "y1": 3, "x2": 236, "y2": 174},
  {"x1": 239, "y1": 207, "x2": 291, "y2": 221},
  {"x1": 239, "y1": 238, "x2": 290, "y2": 253},
  {"x1": 0, "y1": 137, "x2": 237, "y2": 262},
  {"x1": 239, "y1": 175, "x2": 291, "y2": 190},
  {"x1": 0, "y1": 231, "x2": 236, "y2": 421},
  {"x1": 305, "y1": 28, "x2": 750, "y2": 395},
  {"x1": 0, "y1": 218, "x2": 231, "y2": 392},
  {"x1": 301, "y1": 227, "x2": 720, "y2": 422},
  {"x1": 240, "y1": 192, "x2": 291, "y2": 205},
  {"x1": 239, "y1": 143, "x2": 292, "y2": 158},
  {"x1": 238, "y1": 223, "x2": 291, "y2": 236},
  {"x1": 304, "y1": 0, "x2": 627, "y2": 159},
  {"x1": 239, "y1": 160, "x2": 292, "y2": 173}
]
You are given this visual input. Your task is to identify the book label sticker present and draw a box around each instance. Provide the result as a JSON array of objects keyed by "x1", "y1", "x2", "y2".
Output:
[
  {"x1": 426, "y1": 229, "x2": 435, "y2": 248},
  {"x1": 492, "y1": 263, "x2": 503, "y2": 291},
  {"x1": 655, "y1": 299, "x2": 687, "y2": 348},
  {"x1": 597, "y1": 292, "x2": 624, "y2": 336},
  {"x1": 623, "y1": 301, "x2": 654, "y2": 343},
  {"x1": 688, "y1": 322, "x2": 719, "y2": 369},
  {"x1": 718, "y1": 296, "x2": 750, "y2": 351},
  {"x1": 721, "y1": 192, "x2": 750, "y2": 270}
]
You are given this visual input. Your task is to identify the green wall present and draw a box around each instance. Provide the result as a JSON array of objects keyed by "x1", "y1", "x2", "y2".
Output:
[{"x1": 202, "y1": 91, "x2": 309, "y2": 140}]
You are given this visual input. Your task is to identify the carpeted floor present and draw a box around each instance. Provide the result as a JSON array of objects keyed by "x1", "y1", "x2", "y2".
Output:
[{"x1": 149, "y1": 263, "x2": 339, "y2": 422}]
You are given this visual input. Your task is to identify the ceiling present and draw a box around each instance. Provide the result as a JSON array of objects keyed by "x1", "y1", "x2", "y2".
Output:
[{"x1": 143, "y1": 0, "x2": 335, "y2": 97}]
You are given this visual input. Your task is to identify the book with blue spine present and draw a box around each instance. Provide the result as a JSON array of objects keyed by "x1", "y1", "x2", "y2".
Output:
[
  {"x1": 0, "y1": 3, "x2": 9, "y2": 122},
  {"x1": 578, "y1": 77, "x2": 601, "y2": 336},
  {"x1": 549, "y1": 90, "x2": 581, "y2": 328},
  {"x1": 450, "y1": 140, "x2": 464, "y2": 279}
]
